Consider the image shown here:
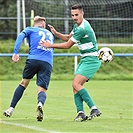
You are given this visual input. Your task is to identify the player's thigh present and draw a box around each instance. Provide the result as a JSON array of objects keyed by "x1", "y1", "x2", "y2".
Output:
[
  {"x1": 75, "y1": 57, "x2": 101, "y2": 80},
  {"x1": 20, "y1": 78, "x2": 30, "y2": 88},
  {"x1": 37, "y1": 61, "x2": 52, "y2": 90},
  {"x1": 23, "y1": 59, "x2": 38, "y2": 79},
  {"x1": 72, "y1": 74, "x2": 88, "y2": 91}
]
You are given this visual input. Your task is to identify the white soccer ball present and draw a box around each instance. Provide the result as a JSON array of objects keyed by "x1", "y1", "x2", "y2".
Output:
[{"x1": 98, "y1": 47, "x2": 114, "y2": 63}]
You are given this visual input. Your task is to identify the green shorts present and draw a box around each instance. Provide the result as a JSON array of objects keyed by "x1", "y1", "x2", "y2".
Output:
[{"x1": 75, "y1": 56, "x2": 101, "y2": 80}]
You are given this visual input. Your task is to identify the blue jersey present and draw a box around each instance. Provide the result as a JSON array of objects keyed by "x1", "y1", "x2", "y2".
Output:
[{"x1": 14, "y1": 27, "x2": 54, "y2": 66}]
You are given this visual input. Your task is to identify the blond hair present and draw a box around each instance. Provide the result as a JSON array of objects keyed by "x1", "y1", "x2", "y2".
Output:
[{"x1": 34, "y1": 16, "x2": 46, "y2": 24}]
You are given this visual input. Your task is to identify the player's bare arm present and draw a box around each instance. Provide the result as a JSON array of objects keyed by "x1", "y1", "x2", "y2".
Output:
[
  {"x1": 40, "y1": 39, "x2": 75, "y2": 49},
  {"x1": 48, "y1": 24, "x2": 72, "y2": 41}
]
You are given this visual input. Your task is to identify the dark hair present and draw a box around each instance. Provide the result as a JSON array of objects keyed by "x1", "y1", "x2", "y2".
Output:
[{"x1": 71, "y1": 4, "x2": 83, "y2": 10}]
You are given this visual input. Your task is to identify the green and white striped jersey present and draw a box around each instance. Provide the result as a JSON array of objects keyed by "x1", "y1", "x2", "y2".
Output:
[{"x1": 70, "y1": 19, "x2": 98, "y2": 57}]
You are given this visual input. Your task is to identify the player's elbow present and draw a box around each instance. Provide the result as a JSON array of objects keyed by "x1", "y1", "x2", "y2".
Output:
[
  {"x1": 65, "y1": 39, "x2": 74, "y2": 49},
  {"x1": 66, "y1": 45, "x2": 72, "y2": 49},
  {"x1": 64, "y1": 43, "x2": 72, "y2": 49}
]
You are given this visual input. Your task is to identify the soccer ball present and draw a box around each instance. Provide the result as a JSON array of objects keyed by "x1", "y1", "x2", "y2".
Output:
[{"x1": 98, "y1": 47, "x2": 114, "y2": 63}]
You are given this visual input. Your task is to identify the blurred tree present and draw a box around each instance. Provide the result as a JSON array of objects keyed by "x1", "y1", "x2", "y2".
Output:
[{"x1": 0, "y1": 0, "x2": 17, "y2": 39}]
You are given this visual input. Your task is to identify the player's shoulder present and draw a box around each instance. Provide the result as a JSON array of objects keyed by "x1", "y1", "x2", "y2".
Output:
[
  {"x1": 25, "y1": 26, "x2": 33, "y2": 30},
  {"x1": 23, "y1": 26, "x2": 36, "y2": 32},
  {"x1": 83, "y1": 19, "x2": 91, "y2": 28},
  {"x1": 25, "y1": 27, "x2": 47, "y2": 32},
  {"x1": 43, "y1": 28, "x2": 51, "y2": 33},
  {"x1": 44, "y1": 29, "x2": 54, "y2": 36},
  {"x1": 75, "y1": 19, "x2": 88, "y2": 31}
]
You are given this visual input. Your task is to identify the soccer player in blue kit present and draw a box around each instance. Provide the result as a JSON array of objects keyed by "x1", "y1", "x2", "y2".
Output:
[{"x1": 3, "y1": 16, "x2": 54, "y2": 122}]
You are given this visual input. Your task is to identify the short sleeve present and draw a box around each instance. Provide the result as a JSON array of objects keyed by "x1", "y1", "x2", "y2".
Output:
[{"x1": 70, "y1": 28, "x2": 85, "y2": 43}]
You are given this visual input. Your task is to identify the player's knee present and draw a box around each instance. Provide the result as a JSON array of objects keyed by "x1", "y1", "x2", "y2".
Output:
[
  {"x1": 38, "y1": 86, "x2": 47, "y2": 94},
  {"x1": 72, "y1": 82, "x2": 80, "y2": 91},
  {"x1": 20, "y1": 79, "x2": 30, "y2": 88}
]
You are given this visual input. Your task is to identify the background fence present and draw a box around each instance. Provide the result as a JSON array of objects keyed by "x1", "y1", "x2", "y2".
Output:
[
  {"x1": 0, "y1": 53, "x2": 133, "y2": 73},
  {"x1": 0, "y1": 0, "x2": 132, "y2": 46}
]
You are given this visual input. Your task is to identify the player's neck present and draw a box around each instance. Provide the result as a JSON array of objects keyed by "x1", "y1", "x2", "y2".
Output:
[{"x1": 34, "y1": 24, "x2": 44, "y2": 28}]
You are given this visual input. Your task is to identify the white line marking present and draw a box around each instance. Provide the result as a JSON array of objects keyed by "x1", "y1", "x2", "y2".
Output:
[{"x1": 0, "y1": 120, "x2": 62, "y2": 133}]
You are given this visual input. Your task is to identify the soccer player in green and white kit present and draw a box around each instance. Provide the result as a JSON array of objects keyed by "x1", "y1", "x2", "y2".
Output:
[{"x1": 40, "y1": 4, "x2": 102, "y2": 122}]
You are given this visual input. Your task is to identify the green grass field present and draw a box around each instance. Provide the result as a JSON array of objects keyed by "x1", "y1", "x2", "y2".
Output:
[{"x1": 0, "y1": 80, "x2": 132, "y2": 133}]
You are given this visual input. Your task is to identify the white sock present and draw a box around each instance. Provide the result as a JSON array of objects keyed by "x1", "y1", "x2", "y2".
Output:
[
  {"x1": 9, "y1": 107, "x2": 14, "y2": 111},
  {"x1": 91, "y1": 106, "x2": 97, "y2": 110},
  {"x1": 78, "y1": 111, "x2": 84, "y2": 114},
  {"x1": 37, "y1": 102, "x2": 43, "y2": 107}
]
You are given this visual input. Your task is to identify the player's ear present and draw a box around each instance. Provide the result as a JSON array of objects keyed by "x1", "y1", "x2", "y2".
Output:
[{"x1": 43, "y1": 23, "x2": 46, "y2": 28}]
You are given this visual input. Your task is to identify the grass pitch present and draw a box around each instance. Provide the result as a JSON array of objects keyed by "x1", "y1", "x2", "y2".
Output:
[{"x1": 0, "y1": 80, "x2": 132, "y2": 133}]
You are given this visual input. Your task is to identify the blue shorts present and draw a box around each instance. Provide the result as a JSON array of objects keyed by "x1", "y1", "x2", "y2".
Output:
[{"x1": 23, "y1": 59, "x2": 52, "y2": 90}]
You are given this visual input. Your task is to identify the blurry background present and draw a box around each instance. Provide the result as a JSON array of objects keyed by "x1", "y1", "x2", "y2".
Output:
[
  {"x1": 0, "y1": 0, "x2": 132, "y2": 44},
  {"x1": 0, "y1": 0, "x2": 132, "y2": 80}
]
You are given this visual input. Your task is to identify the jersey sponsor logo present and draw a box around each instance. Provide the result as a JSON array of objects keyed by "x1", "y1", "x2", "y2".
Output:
[{"x1": 37, "y1": 45, "x2": 53, "y2": 52}]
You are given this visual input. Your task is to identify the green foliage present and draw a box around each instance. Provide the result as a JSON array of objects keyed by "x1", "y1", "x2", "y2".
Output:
[
  {"x1": 0, "y1": 39, "x2": 132, "y2": 80},
  {"x1": 0, "y1": 0, "x2": 17, "y2": 39},
  {"x1": 0, "y1": 0, "x2": 132, "y2": 43}
]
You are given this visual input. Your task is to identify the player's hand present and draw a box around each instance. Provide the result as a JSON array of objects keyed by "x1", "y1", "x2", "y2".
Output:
[
  {"x1": 12, "y1": 54, "x2": 19, "y2": 63},
  {"x1": 39, "y1": 40, "x2": 52, "y2": 48},
  {"x1": 48, "y1": 24, "x2": 57, "y2": 35}
]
